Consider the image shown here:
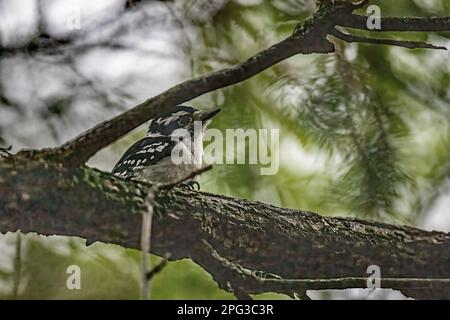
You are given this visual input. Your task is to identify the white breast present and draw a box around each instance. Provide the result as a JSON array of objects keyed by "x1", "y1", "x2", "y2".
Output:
[{"x1": 138, "y1": 129, "x2": 204, "y2": 184}]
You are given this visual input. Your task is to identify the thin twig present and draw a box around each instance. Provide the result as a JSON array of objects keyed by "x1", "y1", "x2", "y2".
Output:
[
  {"x1": 140, "y1": 165, "x2": 213, "y2": 300},
  {"x1": 146, "y1": 257, "x2": 170, "y2": 281},
  {"x1": 140, "y1": 187, "x2": 156, "y2": 300},
  {"x1": 12, "y1": 232, "x2": 22, "y2": 299},
  {"x1": 330, "y1": 28, "x2": 447, "y2": 50},
  {"x1": 340, "y1": 15, "x2": 450, "y2": 32}
]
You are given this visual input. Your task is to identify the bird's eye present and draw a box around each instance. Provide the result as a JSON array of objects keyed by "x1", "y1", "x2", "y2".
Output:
[{"x1": 178, "y1": 117, "x2": 189, "y2": 126}]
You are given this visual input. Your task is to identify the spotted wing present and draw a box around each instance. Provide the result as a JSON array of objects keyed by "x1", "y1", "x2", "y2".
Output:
[{"x1": 112, "y1": 136, "x2": 176, "y2": 179}]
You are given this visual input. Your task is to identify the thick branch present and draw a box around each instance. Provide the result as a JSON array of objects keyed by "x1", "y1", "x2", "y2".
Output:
[
  {"x1": 3, "y1": 1, "x2": 450, "y2": 300},
  {"x1": 1, "y1": 158, "x2": 449, "y2": 299}
]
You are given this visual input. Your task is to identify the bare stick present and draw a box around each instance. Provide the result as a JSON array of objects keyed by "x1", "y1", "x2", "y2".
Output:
[
  {"x1": 139, "y1": 165, "x2": 212, "y2": 299},
  {"x1": 140, "y1": 187, "x2": 156, "y2": 300},
  {"x1": 340, "y1": 15, "x2": 450, "y2": 32},
  {"x1": 147, "y1": 257, "x2": 169, "y2": 281},
  {"x1": 331, "y1": 29, "x2": 447, "y2": 50}
]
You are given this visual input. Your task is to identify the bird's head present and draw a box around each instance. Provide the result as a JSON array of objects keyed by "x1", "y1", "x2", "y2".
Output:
[{"x1": 147, "y1": 105, "x2": 221, "y2": 137}]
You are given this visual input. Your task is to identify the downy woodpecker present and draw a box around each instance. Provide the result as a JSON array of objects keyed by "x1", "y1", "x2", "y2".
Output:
[{"x1": 112, "y1": 105, "x2": 220, "y2": 184}]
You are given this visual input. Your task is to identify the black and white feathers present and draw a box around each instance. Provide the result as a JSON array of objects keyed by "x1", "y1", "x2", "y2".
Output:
[
  {"x1": 111, "y1": 105, "x2": 220, "y2": 184},
  {"x1": 111, "y1": 136, "x2": 175, "y2": 179}
]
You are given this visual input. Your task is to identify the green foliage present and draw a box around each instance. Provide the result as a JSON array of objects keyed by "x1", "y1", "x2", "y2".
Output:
[
  {"x1": 0, "y1": 232, "x2": 287, "y2": 299},
  {"x1": 192, "y1": 0, "x2": 450, "y2": 224}
]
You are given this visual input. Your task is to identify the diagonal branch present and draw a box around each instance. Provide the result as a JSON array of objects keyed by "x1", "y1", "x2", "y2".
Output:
[
  {"x1": 19, "y1": 1, "x2": 450, "y2": 168},
  {"x1": 330, "y1": 28, "x2": 447, "y2": 50},
  {"x1": 32, "y1": 2, "x2": 339, "y2": 167},
  {"x1": 9, "y1": 2, "x2": 348, "y2": 166}
]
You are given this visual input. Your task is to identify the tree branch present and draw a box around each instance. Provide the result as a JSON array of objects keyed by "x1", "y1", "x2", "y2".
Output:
[
  {"x1": 27, "y1": 1, "x2": 450, "y2": 168},
  {"x1": 33, "y1": 2, "x2": 338, "y2": 166},
  {"x1": 330, "y1": 29, "x2": 447, "y2": 50},
  {"x1": 3, "y1": 1, "x2": 450, "y2": 300},
  {"x1": 1, "y1": 158, "x2": 449, "y2": 299},
  {"x1": 339, "y1": 15, "x2": 450, "y2": 32}
]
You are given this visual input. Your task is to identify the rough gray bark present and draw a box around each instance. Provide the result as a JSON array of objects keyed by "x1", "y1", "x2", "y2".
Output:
[{"x1": 1, "y1": 157, "x2": 449, "y2": 299}]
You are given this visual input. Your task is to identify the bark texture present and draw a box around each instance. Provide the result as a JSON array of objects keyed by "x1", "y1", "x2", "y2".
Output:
[{"x1": 1, "y1": 157, "x2": 449, "y2": 299}]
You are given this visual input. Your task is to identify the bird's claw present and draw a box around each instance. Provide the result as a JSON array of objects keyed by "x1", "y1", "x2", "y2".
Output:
[{"x1": 180, "y1": 180, "x2": 200, "y2": 190}]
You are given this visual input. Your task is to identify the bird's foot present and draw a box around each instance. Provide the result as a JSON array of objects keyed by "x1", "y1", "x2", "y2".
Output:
[{"x1": 180, "y1": 180, "x2": 200, "y2": 190}]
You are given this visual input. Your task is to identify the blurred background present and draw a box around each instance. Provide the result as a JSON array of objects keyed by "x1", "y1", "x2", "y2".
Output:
[{"x1": 0, "y1": 0, "x2": 449, "y2": 299}]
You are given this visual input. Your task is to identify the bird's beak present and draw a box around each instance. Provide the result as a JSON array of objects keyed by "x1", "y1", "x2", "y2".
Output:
[{"x1": 200, "y1": 108, "x2": 221, "y2": 121}]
